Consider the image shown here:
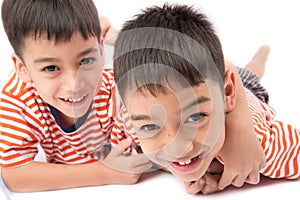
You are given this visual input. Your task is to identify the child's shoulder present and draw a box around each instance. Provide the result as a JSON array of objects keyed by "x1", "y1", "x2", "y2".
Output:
[
  {"x1": 1, "y1": 71, "x2": 38, "y2": 105},
  {"x1": 102, "y1": 64, "x2": 114, "y2": 78},
  {"x1": 101, "y1": 65, "x2": 115, "y2": 86},
  {"x1": 245, "y1": 88, "x2": 276, "y2": 125}
]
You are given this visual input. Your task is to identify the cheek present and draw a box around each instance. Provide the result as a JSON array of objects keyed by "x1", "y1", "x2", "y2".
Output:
[
  {"x1": 80, "y1": 68, "x2": 102, "y2": 88},
  {"x1": 33, "y1": 78, "x2": 55, "y2": 93},
  {"x1": 35, "y1": 82, "x2": 58, "y2": 101},
  {"x1": 139, "y1": 139, "x2": 160, "y2": 153},
  {"x1": 207, "y1": 127, "x2": 225, "y2": 156},
  {"x1": 215, "y1": 128, "x2": 225, "y2": 151},
  {"x1": 89, "y1": 72, "x2": 102, "y2": 88},
  {"x1": 194, "y1": 117, "x2": 224, "y2": 151}
]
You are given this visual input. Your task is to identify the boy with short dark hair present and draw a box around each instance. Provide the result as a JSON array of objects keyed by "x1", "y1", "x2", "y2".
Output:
[
  {"x1": 0, "y1": 0, "x2": 152, "y2": 192},
  {"x1": 112, "y1": 4, "x2": 299, "y2": 194}
]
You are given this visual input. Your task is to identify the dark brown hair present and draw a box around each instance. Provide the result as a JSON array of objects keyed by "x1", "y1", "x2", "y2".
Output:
[
  {"x1": 113, "y1": 4, "x2": 225, "y2": 100},
  {"x1": 1, "y1": 0, "x2": 101, "y2": 60}
]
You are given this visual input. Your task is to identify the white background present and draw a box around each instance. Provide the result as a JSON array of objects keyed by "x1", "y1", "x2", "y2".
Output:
[
  {"x1": 96, "y1": 0, "x2": 300, "y2": 128},
  {"x1": 2, "y1": 0, "x2": 299, "y2": 127},
  {"x1": 0, "y1": 0, "x2": 299, "y2": 199}
]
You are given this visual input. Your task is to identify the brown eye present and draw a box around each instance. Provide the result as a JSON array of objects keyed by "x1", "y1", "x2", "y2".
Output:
[
  {"x1": 43, "y1": 65, "x2": 59, "y2": 72},
  {"x1": 80, "y1": 58, "x2": 94, "y2": 65},
  {"x1": 185, "y1": 113, "x2": 206, "y2": 123},
  {"x1": 140, "y1": 124, "x2": 160, "y2": 131}
]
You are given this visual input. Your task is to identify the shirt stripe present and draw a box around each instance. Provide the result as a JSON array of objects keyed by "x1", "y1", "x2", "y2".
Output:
[{"x1": 0, "y1": 66, "x2": 118, "y2": 167}]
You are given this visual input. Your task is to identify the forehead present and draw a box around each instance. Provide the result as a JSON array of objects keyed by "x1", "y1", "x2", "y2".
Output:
[
  {"x1": 25, "y1": 31, "x2": 98, "y2": 47},
  {"x1": 127, "y1": 83, "x2": 211, "y2": 114},
  {"x1": 21, "y1": 32, "x2": 99, "y2": 61}
]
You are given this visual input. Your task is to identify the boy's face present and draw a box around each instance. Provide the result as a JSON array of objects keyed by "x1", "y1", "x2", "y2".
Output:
[
  {"x1": 13, "y1": 32, "x2": 104, "y2": 123},
  {"x1": 127, "y1": 83, "x2": 226, "y2": 182}
]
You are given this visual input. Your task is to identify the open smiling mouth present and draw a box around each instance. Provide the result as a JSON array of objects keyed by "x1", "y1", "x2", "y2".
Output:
[
  {"x1": 60, "y1": 94, "x2": 88, "y2": 106},
  {"x1": 169, "y1": 155, "x2": 202, "y2": 173}
]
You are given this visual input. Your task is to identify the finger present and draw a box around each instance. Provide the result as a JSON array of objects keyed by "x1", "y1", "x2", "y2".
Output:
[
  {"x1": 110, "y1": 137, "x2": 133, "y2": 156},
  {"x1": 203, "y1": 173, "x2": 219, "y2": 188},
  {"x1": 120, "y1": 154, "x2": 153, "y2": 173},
  {"x1": 202, "y1": 184, "x2": 220, "y2": 195},
  {"x1": 132, "y1": 141, "x2": 143, "y2": 154},
  {"x1": 232, "y1": 174, "x2": 248, "y2": 188},
  {"x1": 217, "y1": 168, "x2": 236, "y2": 190},
  {"x1": 245, "y1": 170, "x2": 260, "y2": 185},
  {"x1": 185, "y1": 178, "x2": 206, "y2": 195},
  {"x1": 202, "y1": 173, "x2": 220, "y2": 195}
]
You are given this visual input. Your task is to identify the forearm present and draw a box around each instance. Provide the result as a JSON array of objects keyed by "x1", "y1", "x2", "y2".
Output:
[{"x1": 1, "y1": 161, "x2": 112, "y2": 192}]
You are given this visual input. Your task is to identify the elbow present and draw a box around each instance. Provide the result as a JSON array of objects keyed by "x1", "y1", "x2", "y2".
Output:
[{"x1": 1, "y1": 167, "x2": 29, "y2": 192}]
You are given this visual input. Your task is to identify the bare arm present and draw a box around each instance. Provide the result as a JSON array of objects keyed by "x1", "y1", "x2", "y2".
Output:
[
  {"x1": 217, "y1": 59, "x2": 266, "y2": 189},
  {"x1": 2, "y1": 161, "x2": 109, "y2": 192},
  {"x1": 1, "y1": 138, "x2": 152, "y2": 192}
]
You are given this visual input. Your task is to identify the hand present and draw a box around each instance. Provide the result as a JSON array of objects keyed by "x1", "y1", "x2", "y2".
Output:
[
  {"x1": 99, "y1": 16, "x2": 119, "y2": 45},
  {"x1": 101, "y1": 137, "x2": 153, "y2": 184},
  {"x1": 218, "y1": 112, "x2": 266, "y2": 190},
  {"x1": 185, "y1": 160, "x2": 222, "y2": 195}
]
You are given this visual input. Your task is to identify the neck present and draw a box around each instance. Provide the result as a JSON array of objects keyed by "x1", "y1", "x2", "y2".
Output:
[{"x1": 56, "y1": 111, "x2": 77, "y2": 127}]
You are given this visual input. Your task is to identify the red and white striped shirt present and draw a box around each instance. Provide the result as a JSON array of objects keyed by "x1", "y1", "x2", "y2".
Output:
[
  {"x1": 0, "y1": 66, "x2": 117, "y2": 168},
  {"x1": 111, "y1": 89, "x2": 300, "y2": 180}
]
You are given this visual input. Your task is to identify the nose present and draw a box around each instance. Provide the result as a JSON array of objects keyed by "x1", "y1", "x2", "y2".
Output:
[
  {"x1": 164, "y1": 138, "x2": 195, "y2": 159},
  {"x1": 62, "y1": 67, "x2": 85, "y2": 91},
  {"x1": 162, "y1": 125, "x2": 196, "y2": 159}
]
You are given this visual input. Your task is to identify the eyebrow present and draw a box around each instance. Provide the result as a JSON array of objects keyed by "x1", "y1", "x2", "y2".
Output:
[
  {"x1": 77, "y1": 47, "x2": 99, "y2": 58},
  {"x1": 131, "y1": 115, "x2": 151, "y2": 121},
  {"x1": 181, "y1": 96, "x2": 210, "y2": 112},
  {"x1": 130, "y1": 96, "x2": 210, "y2": 121},
  {"x1": 33, "y1": 47, "x2": 99, "y2": 64},
  {"x1": 33, "y1": 57, "x2": 59, "y2": 64}
]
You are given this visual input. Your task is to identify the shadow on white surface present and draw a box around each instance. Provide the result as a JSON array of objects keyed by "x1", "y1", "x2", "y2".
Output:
[{"x1": 2, "y1": 170, "x2": 299, "y2": 200}]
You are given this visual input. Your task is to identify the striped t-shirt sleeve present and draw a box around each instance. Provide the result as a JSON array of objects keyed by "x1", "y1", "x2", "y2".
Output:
[
  {"x1": 0, "y1": 73, "x2": 40, "y2": 168},
  {"x1": 246, "y1": 90, "x2": 299, "y2": 180},
  {"x1": 111, "y1": 105, "x2": 139, "y2": 146}
]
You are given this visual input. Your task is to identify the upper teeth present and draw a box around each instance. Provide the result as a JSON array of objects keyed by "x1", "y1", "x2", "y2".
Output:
[
  {"x1": 64, "y1": 95, "x2": 86, "y2": 103},
  {"x1": 178, "y1": 159, "x2": 192, "y2": 165}
]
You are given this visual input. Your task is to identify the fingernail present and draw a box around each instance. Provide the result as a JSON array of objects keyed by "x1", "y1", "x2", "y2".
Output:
[
  {"x1": 199, "y1": 178, "x2": 205, "y2": 185},
  {"x1": 218, "y1": 185, "x2": 224, "y2": 190}
]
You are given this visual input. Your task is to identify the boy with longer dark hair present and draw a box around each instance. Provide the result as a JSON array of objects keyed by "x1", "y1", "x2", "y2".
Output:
[{"x1": 112, "y1": 4, "x2": 299, "y2": 194}]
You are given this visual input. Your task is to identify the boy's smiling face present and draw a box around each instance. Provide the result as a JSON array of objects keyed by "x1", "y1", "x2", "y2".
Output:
[
  {"x1": 127, "y1": 83, "x2": 226, "y2": 182},
  {"x1": 13, "y1": 32, "x2": 104, "y2": 125}
]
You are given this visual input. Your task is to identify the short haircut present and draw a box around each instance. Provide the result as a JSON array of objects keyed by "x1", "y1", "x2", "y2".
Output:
[
  {"x1": 113, "y1": 4, "x2": 225, "y2": 101},
  {"x1": 1, "y1": 0, "x2": 101, "y2": 60}
]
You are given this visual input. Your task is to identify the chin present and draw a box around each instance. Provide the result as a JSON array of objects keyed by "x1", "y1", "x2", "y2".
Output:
[{"x1": 174, "y1": 171, "x2": 204, "y2": 182}]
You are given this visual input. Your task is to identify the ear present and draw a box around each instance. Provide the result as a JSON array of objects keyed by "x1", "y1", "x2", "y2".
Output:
[
  {"x1": 97, "y1": 37, "x2": 106, "y2": 67},
  {"x1": 99, "y1": 37, "x2": 104, "y2": 55},
  {"x1": 224, "y1": 69, "x2": 237, "y2": 113},
  {"x1": 11, "y1": 53, "x2": 32, "y2": 83}
]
